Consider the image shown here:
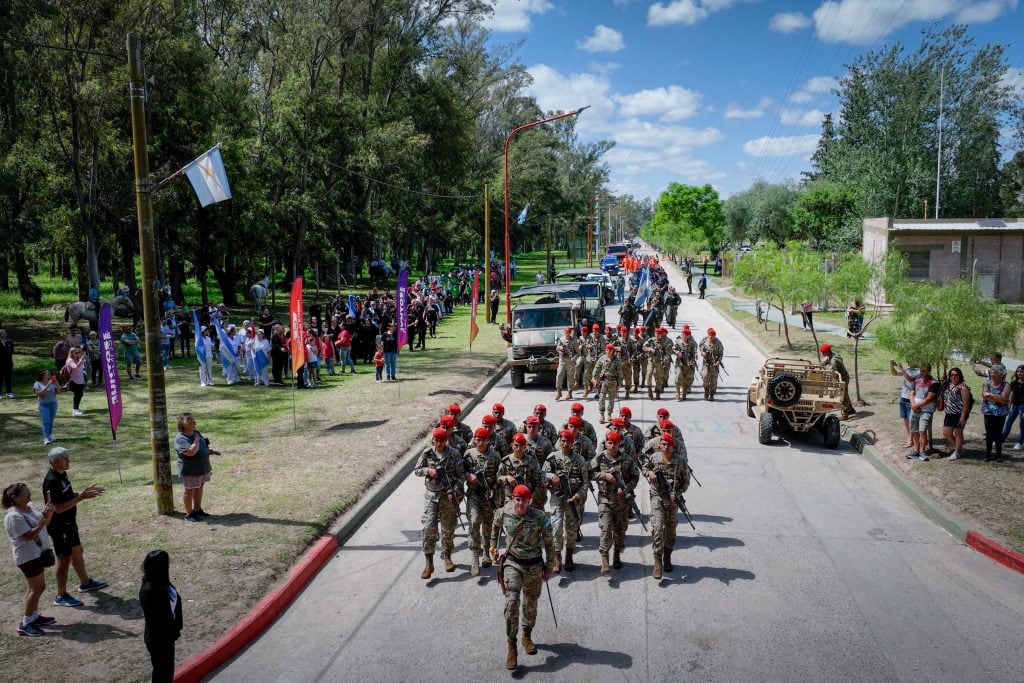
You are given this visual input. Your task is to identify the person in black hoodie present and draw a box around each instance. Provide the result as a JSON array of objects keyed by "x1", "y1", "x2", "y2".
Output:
[{"x1": 139, "y1": 550, "x2": 182, "y2": 683}]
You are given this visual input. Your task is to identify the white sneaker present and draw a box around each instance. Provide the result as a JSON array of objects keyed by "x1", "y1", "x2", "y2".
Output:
[
  {"x1": 43, "y1": 438, "x2": 51, "y2": 445},
  {"x1": 948, "y1": 452, "x2": 959, "y2": 460},
  {"x1": 1013, "y1": 443, "x2": 1023, "y2": 451},
  {"x1": 5, "y1": 393, "x2": 13, "y2": 398},
  {"x1": 72, "y1": 409, "x2": 83, "y2": 416}
]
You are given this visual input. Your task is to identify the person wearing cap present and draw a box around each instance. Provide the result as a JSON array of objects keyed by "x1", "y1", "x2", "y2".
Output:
[
  {"x1": 496, "y1": 432, "x2": 544, "y2": 512},
  {"x1": 565, "y1": 415, "x2": 596, "y2": 460},
  {"x1": 642, "y1": 327, "x2": 672, "y2": 400},
  {"x1": 618, "y1": 407, "x2": 646, "y2": 449},
  {"x1": 820, "y1": 343, "x2": 855, "y2": 419},
  {"x1": 672, "y1": 325, "x2": 698, "y2": 400},
  {"x1": 665, "y1": 286, "x2": 681, "y2": 328},
  {"x1": 521, "y1": 404, "x2": 558, "y2": 447},
  {"x1": 464, "y1": 427, "x2": 501, "y2": 576},
  {"x1": 543, "y1": 429, "x2": 588, "y2": 572},
  {"x1": 489, "y1": 483, "x2": 555, "y2": 671},
  {"x1": 554, "y1": 326, "x2": 580, "y2": 401},
  {"x1": 575, "y1": 325, "x2": 591, "y2": 391},
  {"x1": 445, "y1": 404, "x2": 473, "y2": 445},
  {"x1": 590, "y1": 431, "x2": 640, "y2": 574},
  {"x1": 481, "y1": 413, "x2": 510, "y2": 457},
  {"x1": 568, "y1": 402, "x2": 598, "y2": 446},
  {"x1": 642, "y1": 433, "x2": 689, "y2": 578},
  {"x1": 438, "y1": 415, "x2": 467, "y2": 455},
  {"x1": 592, "y1": 343, "x2": 623, "y2": 424},
  {"x1": 699, "y1": 328, "x2": 724, "y2": 400},
  {"x1": 632, "y1": 326, "x2": 647, "y2": 393},
  {"x1": 643, "y1": 419, "x2": 686, "y2": 461},
  {"x1": 580, "y1": 325, "x2": 602, "y2": 398},
  {"x1": 413, "y1": 427, "x2": 469, "y2": 577},
  {"x1": 596, "y1": 418, "x2": 635, "y2": 459},
  {"x1": 491, "y1": 403, "x2": 518, "y2": 446}
]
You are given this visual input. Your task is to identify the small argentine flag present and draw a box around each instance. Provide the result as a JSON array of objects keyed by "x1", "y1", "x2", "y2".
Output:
[
  {"x1": 185, "y1": 144, "x2": 232, "y2": 207},
  {"x1": 517, "y1": 203, "x2": 530, "y2": 225}
]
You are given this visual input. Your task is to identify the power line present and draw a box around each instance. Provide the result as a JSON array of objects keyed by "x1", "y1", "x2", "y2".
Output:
[{"x1": 0, "y1": 35, "x2": 121, "y2": 61}]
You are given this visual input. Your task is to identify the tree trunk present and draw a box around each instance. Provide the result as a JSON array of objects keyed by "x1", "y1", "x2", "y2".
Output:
[
  {"x1": 13, "y1": 244, "x2": 42, "y2": 305},
  {"x1": 119, "y1": 227, "x2": 137, "y2": 293},
  {"x1": 0, "y1": 251, "x2": 8, "y2": 289},
  {"x1": 776, "y1": 301, "x2": 793, "y2": 348}
]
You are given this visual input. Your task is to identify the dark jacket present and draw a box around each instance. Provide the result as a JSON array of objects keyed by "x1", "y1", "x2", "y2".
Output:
[{"x1": 139, "y1": 550, "x2": 183, "y2": 645}]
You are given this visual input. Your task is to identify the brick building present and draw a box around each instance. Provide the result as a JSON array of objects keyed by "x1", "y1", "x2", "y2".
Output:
[{"x1": 862, "y1": 217, "x2": 1024, "y2": 303}]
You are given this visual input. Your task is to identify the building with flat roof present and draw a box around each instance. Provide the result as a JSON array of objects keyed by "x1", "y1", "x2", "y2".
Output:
[{"x1": 862, "y1": 217, "x2": 1024, "y2": 303}]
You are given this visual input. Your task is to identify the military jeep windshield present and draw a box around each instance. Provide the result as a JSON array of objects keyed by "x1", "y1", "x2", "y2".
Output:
[{"x1": 513, "y1": 308, "x2": 574, "y2": 329}]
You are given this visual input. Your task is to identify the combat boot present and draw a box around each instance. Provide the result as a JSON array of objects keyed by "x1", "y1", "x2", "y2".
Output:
[
  {"x1": 421, "y1": 554, "x2": 434, "y2": 579},
  {"x1": 552, "y1": 551, "x2": 562, "y2": 573},
  {"x1": 663, "y1": 552, "x2": 674, "y2": 572},
  {"x1": 564, "y1": 549, "x2": 575, "y2": 571},
  {"x1": 600, "y1": 553, "x2": 610, "y2": 574},
  {"x1": 443, "y1": 553, "x2": 456, "y2": 572},
  {"x1": 648, "y1": 386, "x2": 654, "y2": 399},
  {"x1": 599, "y1": 412, "x2": 606, "y2": 424},
  {"x1": 506, "y1": 638, "x2": 518, "y2": 670},
  {"x1": 676, "y1": 388, "x2": 681, "y2": 401},
  {"x1": 522, "y1": 628, "x2": 538, "y2": 655},
  {"x1": 481, "y1": 554, "x2": 492, "y2": 568},
  {"x1": 555, "y1": 391, "x2": 562, "y2": 401},
  {"x1": 612, "y1": 549, "x2": 623, "y2": 569},
  {"x1": 652, "y1": 555, "x2": 663, "y2": 579},
  {"x1": 471, "y1": 552, "x2": 480, "y2": 577}
]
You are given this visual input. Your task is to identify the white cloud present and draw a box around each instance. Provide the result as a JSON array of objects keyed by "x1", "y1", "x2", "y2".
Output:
[
  {"x1": 788, "y1": 91, "x2": 813, "y2": 104},
  {"x1": 769, "y1": 11, "x2": 811, "y2": 32},
  {"x1": 612, "y1": 119, "x2": 723, "y2": 148},
  {"x1": 605, "y1": 146, "x2": 726, "y2": 180},
  {"x1": 742, "y1": 134, "x2": 819, "y2": 158},
  {"x1": 648, "y1": 0, "x2": 709, "y2": 25},
  {"x1": 615, "y1": 85, "x2": 702, "y2": 121},
  {"x1": 483, "y1": 0, "x2": 554, "y2": 32},
  {"x1": 812, "y1": 0, "x2": 1016, "y2": 45},
  {"x1": 780, "y1": 108, "x2": 827, "y2": 127},
  {"x1": 577, "y1": 25, "x2": 625, "y2": 53},
  {"x1": 589, "y1": 61, "x2": 621, "y2": 75},
  {"x1": 725, "y1": 96, "x2": 773, "y2": 119},
  {"x1": 804, "y1": 75, "x2": 839, "y2": 93},
  {"x1": 526, "y1": 64, "x2": 617, "y2": 126},
  {"x1": 1000, "y1": 67, "x2": 1024, "y2": 96}
]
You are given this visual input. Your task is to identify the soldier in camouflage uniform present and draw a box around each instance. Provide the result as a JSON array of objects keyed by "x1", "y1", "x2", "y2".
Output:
[
  {"x1": 497, "y1": 430, "x2": 545, "y2": 512},
  {"x1": 574, "y1": 326, "x2": 590, "y2": 390},
  {"x1": 445, "y1": 403, "x2": 474, "y2": 445},
  {"x1": 439, "y1": 415, "x2": 467, "y2": 455},
  {"x1": 821, "y1": 343, "x2": 855, "y2": 418},
  {"x1": 582, "y1": 324, "x2": 603, "y2": 397},
  {"x1": 699, "y1": 328, "x2": 725, "y2": 400},
  {"x1": 665, "y1": 286, "x2": 681, "y2": 328},
  {"x1": 566, "y1": 415, "x2": 596, "y2": 460},
  {"x1": 614, "y1": 325, "x2": 634, "y2": 398},
  {"x1": 618, "y1": 406, "x2": 646, "y2": 451},
  {"x1": 673, "y1": 325, "x2": 699, "y2": 400},
  {"x1": 491, "y1": 402, "x2": 518, "y2": 445},
  {"x1": 464, "y1": 427, "x2": 501, "y2": 576},
  {"x1": 568, "y1": 402, "x2": 598, "y2": 446},
  {"x1": 643, "y1": 327, "x2": 673, "y2": 399},
  {"x1": 543, "y1": 429, "x2": 589, "y2": 571},
  {"x1": 413, "y1": 427, "x2": 471, "y2": 578},
  {"x1": 592, "y1": 343, "x2": 622, "y2": 424},
  {"x1": 634, "y1": 326, "x2": 648, "y2": 390},
  {"x1": 489, "y1": 484, "x2": 555, "y2": 671},
  {"x1": 641, "y1": 433, "x2": 690, "y2": 579},
  {"x1": 554, "y1": 326, "x2": 580, "y2": 401},
  {"x1": 606, "y1": 417, "x2": 638, "y2": 458},
  {"x1": 481, "y1": 413, "x2": 510, "y2": 456},
  {"x1": 521, "y1": 404, "x2": 559, "y2": 446},
  {"x1": 590, "y1": 431, "x2": 640, "y2": 573}
]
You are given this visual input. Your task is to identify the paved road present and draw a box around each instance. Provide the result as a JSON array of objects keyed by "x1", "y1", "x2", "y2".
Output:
[{"x1": 214, "y1": 254, "x2": 1024, "y2": 682}]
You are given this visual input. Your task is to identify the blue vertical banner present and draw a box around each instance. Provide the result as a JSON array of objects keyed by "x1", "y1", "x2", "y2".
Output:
[
  {"x1": 192, "y1": 309, "x2": 206, "y2": 363},
  {"x1": 99, "y1": 304, "x2": 122, "y2": 438},
  {"x1": 396, "y1": 269, "x2": 409, "y2": 351}
]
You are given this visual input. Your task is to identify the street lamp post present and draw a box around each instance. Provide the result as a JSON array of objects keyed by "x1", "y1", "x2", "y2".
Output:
[
  {"x1": 588, "y1": 191, "x2": 610, "y2": 267},
  {"x1": 503, "y1": 106, "x2": 589, "y2": 323}
]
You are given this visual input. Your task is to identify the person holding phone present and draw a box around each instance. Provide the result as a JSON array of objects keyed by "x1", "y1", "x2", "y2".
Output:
[
  {"x1": 32, "y1": 369, "x2": 61, "y2": 445},
  {"x1": 3, "y1": 483, "x2": 57, "y2": 636}
]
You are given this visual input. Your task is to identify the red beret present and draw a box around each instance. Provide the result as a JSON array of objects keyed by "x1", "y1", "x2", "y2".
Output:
[
  {"x1": 432, "y1": 427, "x2": 448, "y2": 441},
  {"x1": 565, "y1": 326, "x2": 574, "y2": 333},
  {"x1": 605, "y1": 431, "x2": 621, "y2": 443},
  {"x1": 619, "y1": 406, "x2": 632, "y2": 416},
  {"x1": 512, "y1": 432, "x2": 528, "y2": 444},
  {"x1": 439, "y1": 415, "x2": 455, "y2": 427},
  {"x1": 605, "y1": 325, "x2": 613, "y2": 332},
  {"x1": 512, "y1": 484, "x2": 532, "y2": 499},
  {"x1": 682, "y1": 325, "x2": 691, "y2": 334},
  {"x1": 571, "y1": 402, "x2": 584, "y2": 412},
  {"x1": 820, "y1": 343, "x2": 831, "y2": 354},
  {"x1": 604, "y1": 343, "x2": 614, "y2": 351},
  {"x1": 657, "y1": 408, "x2": 670, "y2": 418},
  {"x1": 659, "y1": 419, "x2": 674, "y2": 429},
  {"x1": 448, "y1": 404, "x2": 461, "y2": 414},
  {"x1": 592, "y1": 324, "x2": 600, "y2": 331},
  {"x1": 634, "y1": 326, "x2": 643, "y2": 332},
  {"x1": 708, "y1": 327, "x2": 716, "y2": 335},
  {"x1": 661, "y1": 434, "x2": 675, "y2": 447},
  {"x1": 568, "y1": 415, "x2": 583, "y2": 427},
  {"x1": 656, "y1": 327, "x2": 667, "y2": 335},
  {"x1": 474, "y1": 427, "x2": 491, "y2": 440},
  {"x1": 482, "y1": 414, "x2": 497, "y2": 425},
  {"x1": 525, "y1": 415, "x2": 540, "y2": 425},
  {"x1": 534, "y1": 404, "x2": 547, "y2": 414},
  {"x1": 492, "y1": 402, "x2": 505, "y2": 414},
  {"x1": 610, "y1": 417, "x2": 625, "y2": 427},
  {"x1": 559, "y1": 429, "x2": 575, "y2": 442},
  {"x1": 617, "y1": 324, "x2": 626, "y2": 331}
]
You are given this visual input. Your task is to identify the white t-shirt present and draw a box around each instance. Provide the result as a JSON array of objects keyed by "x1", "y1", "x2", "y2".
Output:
[
  {"x1": 900, "y1": 368, "x2": 921, "y2": 400},
  {"x1": 4, "y1": 504, "x2": 50, "y2": 566}
]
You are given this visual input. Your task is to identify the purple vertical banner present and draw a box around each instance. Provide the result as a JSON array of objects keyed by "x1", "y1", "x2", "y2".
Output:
[
  {"x1": 396, "y1": 269, "x2": 409, "y2": 351},
  {"x1": 99, "y1": 304, "x2": 123, "y2": 439}
]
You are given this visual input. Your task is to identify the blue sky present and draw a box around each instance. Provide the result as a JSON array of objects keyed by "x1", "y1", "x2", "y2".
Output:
[{"x1": 482, "y1": 0, "x2": 1024, "y2": 201}]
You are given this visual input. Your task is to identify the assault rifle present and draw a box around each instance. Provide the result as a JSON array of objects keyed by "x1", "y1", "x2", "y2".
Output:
[
  {"x1": 546, "y1": 454, "x2": 584, "y2": 542},
  {"x1": 654, "y1": 469, "x2": 695, "y2": 530},
  {"x1": 435, "y1": 464, "x2": 466, "y2": 529},
  {"x1": 466, "y1": 454, "x2": 495, "y2": 510},
  {"x1": 608, "y1": 466, "x2": 647, "y2": 531}
]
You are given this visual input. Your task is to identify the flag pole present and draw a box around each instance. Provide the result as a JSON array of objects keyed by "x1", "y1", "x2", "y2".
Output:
[{"x1": 112, "y1": 436, "x2": 124, "y2": 485}]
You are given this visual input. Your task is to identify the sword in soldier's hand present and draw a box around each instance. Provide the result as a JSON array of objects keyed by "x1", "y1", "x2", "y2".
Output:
[{"x1": 543, "y1": 564, "x2": 558, "y2": 628}]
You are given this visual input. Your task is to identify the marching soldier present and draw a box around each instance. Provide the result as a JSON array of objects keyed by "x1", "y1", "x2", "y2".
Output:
[
  {"x1": 568, "y1": 402, "x2": 597, "y2": 445},
  {"x1": 665, "y1": 286, "x2": 681, "y2": 328},
  {"x1": 643, "y1": 327, "x2": 672, "y2": 399},
  {"x1": 445, "y1": 403, "x2": 474, "y2": 445},
  {"x1": 489, "y1": 484, "x2": 555, "y2": 671},
  {"x1": 606, "y1": 417, "x2": 638, "y2": 458},
  {"x1": 413, "y1": 427, "x2": 471, "y2": 578},
  {"x1": 613, "y1": 325, "x2": 634, "y2": 398},
  {"x1": 481, "y1": 413, "x2": 510, "y2": 456},
  {"x1": 582, "y1": 324, "x2": 603, "y2": 397},
  {"x1": 491, "y1": 403, "x2": 518, "y2": 445},
  {"x1": 821, "y1": 343, "x2": 856, "y2": 419},
  {"x1": 642, "y1": 433, "x2": 689, "y2": 579},
  {"x1": 673, "y1": 325, "x2": 699, "y2": 400},
  {"x1": 523, "y1": 404, "x2": 559, "y2": 446},
  {"x1": 699, "y1": 327, "x2": 725, "y2": 400},
  {"x1": 566, "y1": 415, "x2": 596, "y2": 460},
  {"x1": 592, "y1": 343, "x2": 622, "y2": 424},
  {"x1": 618, "y1": 406, "x2": 646, "y2": 450},
  {"x1": 575, "y1": 325, "x2": 590, "y2": 391},
  {"x1": 464, "y1": 427, "x2": 501, "y2": 576},
  {"x1": 505, "y1": 426, "x2": 547, "y2": 509},
  {"x1": 439, "y1": 415, "x2": 467, "y2": 455},
  {"x1": 543, "y1": 429, "x2": 589, "y2": 572},
  {"x1": 554, "y1": 326, "x2": 580, "y2": 401},
  {"x1": 590, "y1": 431, "x2": 640, "y2": 574},
  {"x1": 634, "y1": 326, "x2": 648, "y2": 391}
]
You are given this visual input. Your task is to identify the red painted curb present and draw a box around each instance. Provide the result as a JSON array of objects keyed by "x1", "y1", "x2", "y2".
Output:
[
  {"x1": 965, "y1": 530, "x2": 1024, "y2": 575},
  {"x1": 174, "y1": 535, "x2": 340, "y2": 683}
]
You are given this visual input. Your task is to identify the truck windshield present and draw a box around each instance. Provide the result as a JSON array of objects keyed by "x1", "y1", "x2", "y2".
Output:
[{"x1": 512, "y1": 308, "x2": 573, "y2": 329}]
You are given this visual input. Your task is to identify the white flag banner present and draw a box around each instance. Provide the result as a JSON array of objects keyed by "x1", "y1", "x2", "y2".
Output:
[{"x1": 184, "y1": 144, "x2": 232, "y2": 207}]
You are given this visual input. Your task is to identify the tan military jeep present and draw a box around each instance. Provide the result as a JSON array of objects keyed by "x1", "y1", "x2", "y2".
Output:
[{"x1": 746, "y1": 358, "x2": 846, "y2": 449}]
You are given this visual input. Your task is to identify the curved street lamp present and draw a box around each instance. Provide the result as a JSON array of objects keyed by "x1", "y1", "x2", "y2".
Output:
[
  {"x1": 588, "y1": 191, "x2": 610, "y2": 267},
  {"x1": 503, "y1": 105, "x2": 590, "y2": 323}
]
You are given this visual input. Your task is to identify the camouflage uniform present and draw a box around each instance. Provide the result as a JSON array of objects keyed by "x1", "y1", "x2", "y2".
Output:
[
  {"x1": 624, "y1": 421, "x2": 646, "y2": 452},
  {"x1": 700, "y1": 336, "x2": 725, "y2": 399},
  {"x1": 641, "y1": 449, "x2": 690, "y2": 576},
  {"x1": 575, "y1": 330, "x2": 590, "y2": 389},
  {"x1": 554, "y1": 334, "x2": 580, "y2": 398},
  {"x1": 496, "y1": 451, "x2": 545, "y2": 513},
  {"x1": 495, "y1": 417, "x2": 518, "y2": 446},
  {"x1": 590, "y1": 449, "x2": 640, "y2": 570},
  {"x1": 643, "y1": 335, "x2": 673, "y2": 398},
  {"x1": 615, "y1": 333, "x2": 634, "y2": 398},
  {"x1": 447, "y1": 430, "x2": 468, "y2": 456},
  {"x1": 824, "y1": 352, "x2": 854, "y2": 416},
  {"x1": 542, "y1": 448, "x2": 589, "y2": 559},
  {"x1": 413, "y1": 445, "x2": 465, "y2": 561},
  {"x1": 582, "y1": 334, "x2": 602, "y2": 396},
  {"x1": 490, "y1": 502, "x2": 555, "y2": 641},
  {"x1": 592, "y1": 353, "x2": 622, "y2": 422},
  {"x1": 673, "y1": 335, "x2": 699, "y2": 399},
  {"x1": 464, "y1": 445, "x2": 502, "y2": 572},
  {"x1": 634, "y1": 330, "x2": 648, "y2": 389}
]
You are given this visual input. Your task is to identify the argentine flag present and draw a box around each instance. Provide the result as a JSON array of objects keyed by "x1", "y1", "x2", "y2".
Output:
[
  {"x1": 517, "y1": 203, "x2": 530, "y2": 225},
  {"x1": 193, "y1": 309, "x2": 206, "y2": 363},
  {"x1": 634, "y1": 268, "x2": 652, "y2": 308},
  {"x1": 185, "y1": 144, "x2": 232, "y2": 207},
  {"x1": 212, "y1": 317, "x2": 237, "y2": 366}
]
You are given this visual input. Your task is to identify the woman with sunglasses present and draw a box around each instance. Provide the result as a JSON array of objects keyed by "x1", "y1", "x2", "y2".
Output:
[{"x1": 939, "y1": 368, "x2": 970, "y2": 460}]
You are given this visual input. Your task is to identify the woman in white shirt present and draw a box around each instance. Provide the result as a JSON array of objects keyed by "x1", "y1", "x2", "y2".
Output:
[{"x1": 3, "y1": 482, "x2": 57, "y2": 636}]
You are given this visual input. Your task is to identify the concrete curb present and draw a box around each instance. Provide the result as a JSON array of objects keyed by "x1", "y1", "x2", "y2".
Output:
[
  {"x1": 711, "y1": 291, "x2": 1023, "y2": 576},
  {"x1": 174, "y1": 362, "x2": 509, "y2": 682}
]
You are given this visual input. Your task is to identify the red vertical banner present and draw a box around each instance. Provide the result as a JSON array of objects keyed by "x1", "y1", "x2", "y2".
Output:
[
  {"x1": 290, "y1": 277, "x2": 306, "y2": 376},
  {"x1": 469, "y1": 271, "x2": 480, "y2": 345}
]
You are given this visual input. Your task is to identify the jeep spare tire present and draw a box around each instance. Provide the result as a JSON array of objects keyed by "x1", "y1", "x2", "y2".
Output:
[{"x1": 766, "y1": 372, "x2": 802, "y2": 407}]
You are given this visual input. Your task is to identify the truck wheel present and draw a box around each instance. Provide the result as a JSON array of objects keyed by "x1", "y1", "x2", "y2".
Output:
[
  {"x1": 758, "y1": 412, "x2": 773, "y2": 445},
  {"x1": 510, "y1": 366, "x2": 525, "y2": 389},
  {"x1": 746, "y1": 397, "x2": 755, "y2": 418},
  {"x1": 823, "y1": 415, "x2": 841, "y2": 449},
  {"x1": 766, "y1": 373, "x2": 802, "y2": 407}
]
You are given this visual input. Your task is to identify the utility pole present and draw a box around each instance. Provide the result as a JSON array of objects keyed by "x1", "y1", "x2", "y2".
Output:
[
  {"x1": 127, "y1": 34, "x2": 174, "y2": 514},
  {"x1": 484, "y1": 182, "x2": 490, "y2": 297},
  {"x1": 935, "y1": 65, "x2": 944, "y2": 220}
]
